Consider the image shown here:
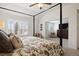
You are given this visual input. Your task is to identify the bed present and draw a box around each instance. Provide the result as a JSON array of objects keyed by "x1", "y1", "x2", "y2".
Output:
[{"x1": 0, "y1": 36, "x2": 64, "y2": 56}]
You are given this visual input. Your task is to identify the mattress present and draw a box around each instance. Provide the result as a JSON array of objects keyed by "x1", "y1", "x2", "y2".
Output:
[{"x1": 0, "y1": 36, "x2": 64, "y2": 56}]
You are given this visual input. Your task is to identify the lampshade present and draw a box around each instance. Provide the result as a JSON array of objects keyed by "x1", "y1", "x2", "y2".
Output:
[{"x1": 0, "y1": 20, "x2": 5, "y2": 28}]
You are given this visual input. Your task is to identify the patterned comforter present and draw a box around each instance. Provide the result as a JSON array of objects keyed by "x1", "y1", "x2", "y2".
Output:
[{"x1": 0, "y1": 36, "x2": 64, "y2": 56}]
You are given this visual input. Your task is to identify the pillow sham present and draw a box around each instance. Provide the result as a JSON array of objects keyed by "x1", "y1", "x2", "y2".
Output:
[
  {"x1": 10, "y1": 35, "x2": 23, "y2": 49},
  {"x1": 0, "y1": 29, "x2": 8, "y2": 36},
  {"x1": 0, "y1": 31, "x2": 14, "y2": 53}
]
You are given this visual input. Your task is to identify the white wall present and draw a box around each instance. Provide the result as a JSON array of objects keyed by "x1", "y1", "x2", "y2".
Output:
[
  {"x1": 35, "y1": 3, "x2": 79, "y2": 49},
  {"x1": 0, "y1": 9, "x2": 33, "y2": 36}
]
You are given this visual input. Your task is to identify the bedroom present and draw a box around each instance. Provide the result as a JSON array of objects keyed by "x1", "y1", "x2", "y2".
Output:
[{"x1": 0, "y1": 3, "x2": 79, "y2": 56}]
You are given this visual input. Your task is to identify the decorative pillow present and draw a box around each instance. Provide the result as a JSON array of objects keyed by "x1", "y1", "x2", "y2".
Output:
[
  {"x1": 10, "y1": 35, "x2": 23, "y2": 49},
  {"x1": 0, "y1": 31, "x2": 14, "y2": 53}
]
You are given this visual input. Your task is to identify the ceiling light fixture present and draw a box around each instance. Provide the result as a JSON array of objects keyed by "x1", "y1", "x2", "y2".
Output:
[
  {"x1": 37, "y1": 3, "x2": 43, "y2": 9},
  {"x1": 29, "y1": 3, "x2": 52, "y2": 10}
]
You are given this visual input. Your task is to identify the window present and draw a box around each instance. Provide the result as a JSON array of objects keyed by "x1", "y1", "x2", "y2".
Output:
[
  {"x1": 7, "y1": 20, "x2": 28, "y2": 36},
  {"x1": 19, "y1": 22, "x2": 28, "y2": 36}
]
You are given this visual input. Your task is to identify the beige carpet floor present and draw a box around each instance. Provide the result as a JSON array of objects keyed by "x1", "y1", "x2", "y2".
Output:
[{"x1": 64, "y1": 48, "x2": 79, "y2": 56}]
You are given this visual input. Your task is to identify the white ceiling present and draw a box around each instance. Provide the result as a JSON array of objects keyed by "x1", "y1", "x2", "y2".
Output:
[{"x1": 0, "y1": 3, "x2": 56, "y2": 15}]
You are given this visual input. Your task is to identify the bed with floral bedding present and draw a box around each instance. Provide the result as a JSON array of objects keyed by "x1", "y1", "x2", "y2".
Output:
[
  {"x1": 0, "y1": 36, "x2": 64, "y2": 56},
  {"x1": 12, "y1": 36, "x2": 64, "y2": 56}
]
